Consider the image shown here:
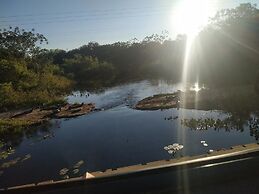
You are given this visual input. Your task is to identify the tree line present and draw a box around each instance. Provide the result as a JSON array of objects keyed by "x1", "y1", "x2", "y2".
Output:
[
  {"x1": 46, "y1": 3, "x2": 259, "y2": 87},
  {"x1": 0, "y1": 27, "x2": 71, "y2": 111},
  {"x1": 0, "y1": 3, "x2": 259, "y2": 111}
]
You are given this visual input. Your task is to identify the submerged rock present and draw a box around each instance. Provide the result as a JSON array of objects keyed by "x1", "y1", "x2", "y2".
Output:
[{"x1": 135, "y1": 93, "x2": 180, "y2": 110}]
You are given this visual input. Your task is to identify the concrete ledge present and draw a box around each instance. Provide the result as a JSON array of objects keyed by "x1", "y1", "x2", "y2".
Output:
[
  {"x1": 37, "y1": 180, "x2": 54, "y2": 186},
  {"x1": 7, "y1": 183, "x2": 36, "y2": 190},
  {"x1": 2, "y1": 143, "x2": 259, "y2": 192}
]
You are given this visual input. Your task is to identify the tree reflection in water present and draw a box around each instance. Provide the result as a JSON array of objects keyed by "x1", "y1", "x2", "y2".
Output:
[
  {"x1": 0, "y1": 120, "x2": 61, "y2": 160},
  {"x1": 181, "y1": 111, "x2": 259, "y2": 140}
]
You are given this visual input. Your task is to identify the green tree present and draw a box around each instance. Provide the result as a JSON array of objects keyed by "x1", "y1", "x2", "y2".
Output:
[
  {"x1": 0, "y1": 27, "x2": 48, "y2": 59},
  {"x1": 0, "y1": 27, "x2": 72, "y2": 111},
  {"x1": 210, "y1": 3, "x2": 259, "y2": 28},
  {"x1": 63, "y1": 54, "x2": 116, "y2": 85}
]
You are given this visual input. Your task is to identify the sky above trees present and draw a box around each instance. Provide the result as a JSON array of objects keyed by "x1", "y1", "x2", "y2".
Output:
[{"x1": 1, "y1": 0, "x2": 259, "y2": 49}]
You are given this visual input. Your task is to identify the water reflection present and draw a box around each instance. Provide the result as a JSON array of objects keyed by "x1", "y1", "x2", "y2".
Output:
[
  {"x1": 0, "y1": 80, "x2": 259, "y2": 187},
  {"x1": 181, "y1": 115, "x2": 259, "y2": 140},
  {"x1": 190, "y1": 82, "x2": 205, "y2": 92},
  {"x1": 0, "y1": 120, "x2": 60, "y2": 149},
  {"x1": 67, "y1": 80, "x2": 184, "y2": 110},
  {"x1": 0, "y1": 120, "x2": 61, "y2": 170}
]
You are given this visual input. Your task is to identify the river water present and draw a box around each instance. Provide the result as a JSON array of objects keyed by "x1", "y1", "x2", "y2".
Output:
[{"x1": 0, "y1": 80, "x2": 258, "y2": 187}]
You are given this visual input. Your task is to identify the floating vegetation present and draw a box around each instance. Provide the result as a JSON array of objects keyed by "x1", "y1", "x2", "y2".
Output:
[
  {"x1": 21, "y1": 154, "x2": 31, "y2": 162},
  {"x1": 59, "y1": 168, "x2": 69, "y2": 176},
  {"x1": 164, "y1": 143, "x2": 184, "y2": 155},
  {"x1": 1, "y1": 157, "x2": 20, "y2": 169},
  {"x1": 181, "y1": 118, "x2": 226, "y2": 131},
  {"x1": 59, "y1": 160, "x2": 85, "y2": 179},
  {"x1": 0, "y1": 119, "x2": 33, "y2": 133},
  {"x1": 72, "y1": 169, "x2": 79, "y2": 174},
  {"x1": 0, "y1": 153, "x2": 31, "y2": 170},
  {"x1": 0, "y1": 147, "x2": 15, "y2": 160},
  {"x1": 73, "y1": 160, "x2": 84, "y2": 169},
  {"x1": 42, "y1": 133, "x2": 54, "y2": 140},
  {"x1": 181, "y1": 116, "x2": 259, "y2": 140}
]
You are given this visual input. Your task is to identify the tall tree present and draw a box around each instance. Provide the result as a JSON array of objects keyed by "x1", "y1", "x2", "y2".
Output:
[{"x1": 0, "y1": 27, "x2": 48, "y2": 59}]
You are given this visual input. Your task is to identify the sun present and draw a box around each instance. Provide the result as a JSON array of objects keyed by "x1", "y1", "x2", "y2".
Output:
[
  {"x1": 171, "y1": 0, "x2": 213, "y2": 37},
  {"x1": 170, "y1": 0, "x2": 214, "y2": 87}
]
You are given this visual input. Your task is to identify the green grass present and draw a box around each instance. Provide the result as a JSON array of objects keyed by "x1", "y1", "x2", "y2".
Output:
[{"x1": 0, "y1": 118, "x2": 32, "y2": 134}]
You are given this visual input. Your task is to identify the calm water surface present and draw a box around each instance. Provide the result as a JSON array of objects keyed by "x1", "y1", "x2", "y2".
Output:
[{"x1": 0, "y1": 80, "x2": 258, "y2": 187}]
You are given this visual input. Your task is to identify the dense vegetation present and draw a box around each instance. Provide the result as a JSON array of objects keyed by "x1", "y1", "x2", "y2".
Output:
[
  {"x1": 192, "y1": 3, "x2": 259, "y2": 87},
  {"x1": 0, "y1": 27, "x2": 72, "y2": 111},
  {"x1": 44, "y1": 3, "x2": 259, "y2": 88},
  {"x1": 0, "y1": 3, "x2": 259, "y2": 111},
  {"x1": 48, "y1": 32, "x2": 186, "y2": 85}
]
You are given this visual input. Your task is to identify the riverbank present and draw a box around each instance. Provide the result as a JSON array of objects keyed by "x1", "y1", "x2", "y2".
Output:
[{"x1": 0, "y1": 103, "x2": 95, "y2": 132}]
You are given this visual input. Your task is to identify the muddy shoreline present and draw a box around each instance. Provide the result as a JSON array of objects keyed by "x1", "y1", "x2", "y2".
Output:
[{"x1": 0, "y1": 103, "x2": 96, "y2": 128}]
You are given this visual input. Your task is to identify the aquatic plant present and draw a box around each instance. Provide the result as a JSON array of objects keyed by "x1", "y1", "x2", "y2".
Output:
[{"x1": 181, "y1": 116, "x2": 259, "y2": 140}]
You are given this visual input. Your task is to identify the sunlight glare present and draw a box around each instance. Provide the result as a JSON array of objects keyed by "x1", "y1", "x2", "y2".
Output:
[
  {"x1": 172, "y1": 0, "x2": 212, "y2": 36},
  {"x1": 190, "y1": 82, "x2": 202, "y2": 92},
  {"x1": 175, "y1": 1, "x2": 213, "y2": 168}
]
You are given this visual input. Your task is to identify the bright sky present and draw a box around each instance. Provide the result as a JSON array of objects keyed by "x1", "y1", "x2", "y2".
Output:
[{"x1": 0, "y1": 0, "x2": 258, "y2": 49}]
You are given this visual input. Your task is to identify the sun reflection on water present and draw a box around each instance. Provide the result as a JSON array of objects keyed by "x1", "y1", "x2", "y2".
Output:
[
  {"x1": 190, "y1": 82, "x2": 205, "y2": 92},
  {"x1": 172, "y1": 1, "x2": 216, "y2": 192}
]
